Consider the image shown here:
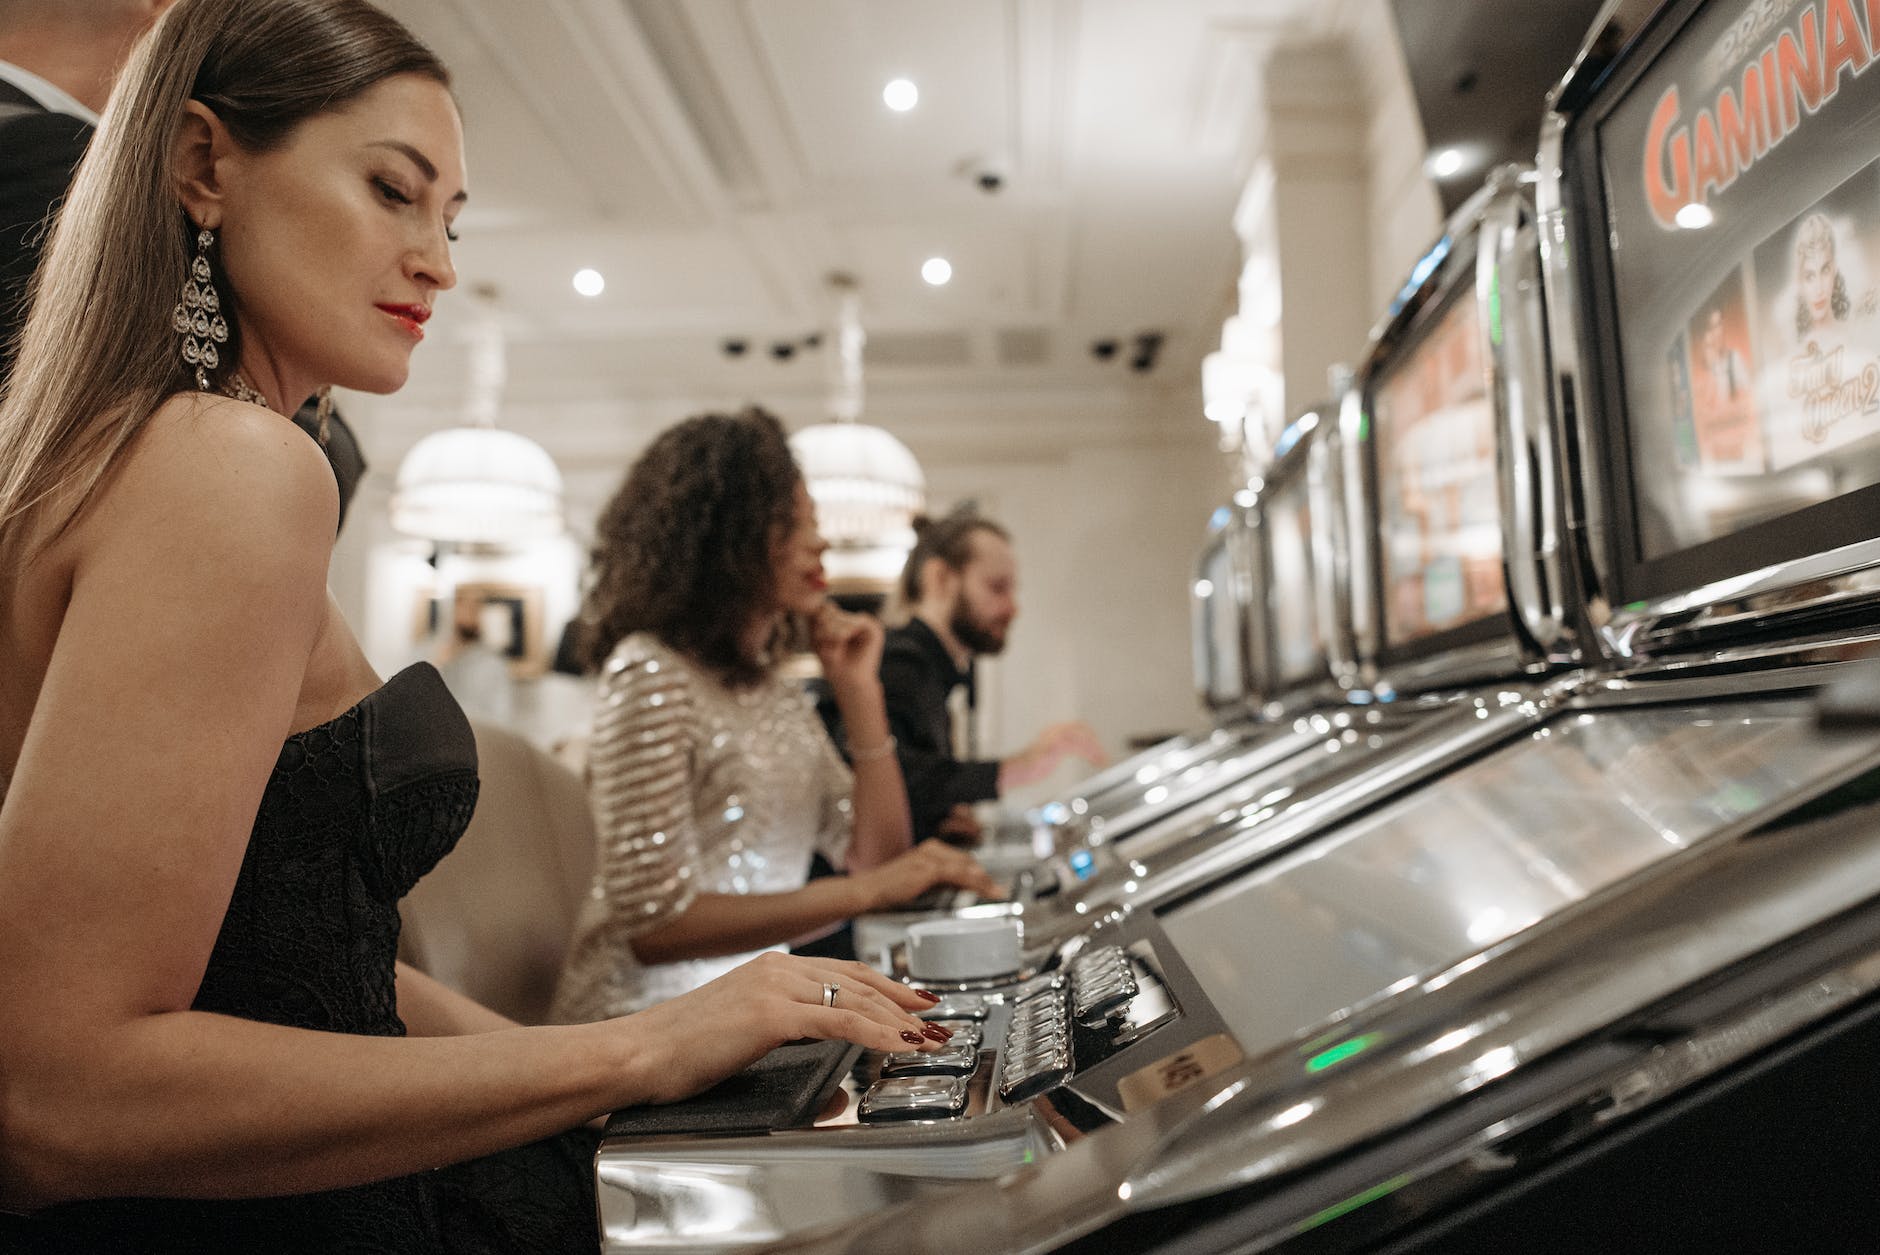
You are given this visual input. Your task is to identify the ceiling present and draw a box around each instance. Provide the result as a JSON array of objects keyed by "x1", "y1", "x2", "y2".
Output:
[
  {"x1": 1391, "y1": 0, "x2": 1609, "y2": 214},
  {"x1": 366, "y1": 0, "x2": 1367, "y2": 418}
]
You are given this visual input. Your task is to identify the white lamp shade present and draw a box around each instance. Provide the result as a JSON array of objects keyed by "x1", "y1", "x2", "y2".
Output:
[
  {"x1": 788, "y1": 421, "x2": 925, "y2": 590},
  {"x1": 389, "y1": 426, "x2": 564, "y2": 544}
]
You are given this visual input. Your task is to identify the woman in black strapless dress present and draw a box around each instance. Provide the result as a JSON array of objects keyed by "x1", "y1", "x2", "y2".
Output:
[{"x1": 0, "y1": 2, "x2": 941, "y2": 1251}]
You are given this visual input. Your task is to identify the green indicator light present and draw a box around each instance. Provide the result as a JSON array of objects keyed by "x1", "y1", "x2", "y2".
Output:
[
  {"x1": 1297, "y1": 1174, "x2": 1412, "y2": 1233},
  {"x1": 1358, "y1": 413, "x2": 1371, "y2": 442},
  {"x1": 1489, "y1": 271, "x2": 1504, "y2": 347},
  {"x1": 1305, "y1": 1033, "x2": 1378, "y2": 1073},
  {"x1": 1624, "y1": 600, "x2": 1648, "y2": 612},
  {"x1": 1720, "y1": 782, "x2": 1763, "y2": 814},
  {"x1": 1022, "y1": 1147, "x2": 1035, "y2": 1165}
]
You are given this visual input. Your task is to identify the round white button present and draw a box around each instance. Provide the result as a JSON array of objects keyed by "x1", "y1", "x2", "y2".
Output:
[{"x1": 905, "y1": 917, "x2": 1023, "y2": 981}]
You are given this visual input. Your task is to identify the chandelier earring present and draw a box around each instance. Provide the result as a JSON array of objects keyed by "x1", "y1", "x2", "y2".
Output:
[
  {"x1": 173, "y1": 226, "x2": 230, "y2": 391},
  {"x1": 314, "y1": 387, "x2": 334, "y2": 445}
]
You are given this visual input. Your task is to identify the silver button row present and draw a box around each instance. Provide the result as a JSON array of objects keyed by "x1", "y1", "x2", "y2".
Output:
[
  {"x1": 1069, "y1": 945, "x2": 1138, "y2": 1022},
  {"x1": 998, "y1": 991, "x2": 1072, "y2": 1103}
]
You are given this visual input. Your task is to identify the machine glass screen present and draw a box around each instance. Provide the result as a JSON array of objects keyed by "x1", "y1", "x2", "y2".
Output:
[
  {"x1": 1596, "y1": 0, "x2": 1880, "y2": 564},
  {"x1": 1266, "y1": 474, "x2": 1324, "y2": 687},
  {"x1": 1371, "y1": 287, "x2": 1504, "y2": 649},
  {"x1": 1159, "y1": 701, "x2": 1879, "y2": 1060}
]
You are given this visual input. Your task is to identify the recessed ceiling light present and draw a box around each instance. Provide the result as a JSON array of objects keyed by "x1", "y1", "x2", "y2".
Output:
[
  {"x1": 572, "y1": 268, "x2": 606, "y2": 297},
  {"x1": 1674, "y1": 202, "x2": 1715, "y2": 230},
  {"x1": 921, "y1": 257, "x2": 952, "y2": 286},
  {"x1": 883, "y1": 78, "x2": 919, "y2": 112},
  {"x1": 1427, "y1": 147, "x2": 1466, "y2": 179}
]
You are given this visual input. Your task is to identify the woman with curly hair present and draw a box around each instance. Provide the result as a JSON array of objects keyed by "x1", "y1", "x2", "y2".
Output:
[{"x1": 551, "y1": 408, "x2": 1000, "y2": 1021}]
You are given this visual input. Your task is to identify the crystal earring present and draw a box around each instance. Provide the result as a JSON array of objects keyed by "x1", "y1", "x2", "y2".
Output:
[
  {"x1": 173, "y1": 226, "x2": 230, "y2": 390},
  {"x1": 314, "y1": 386, "x2": 333, "y2": 445}
]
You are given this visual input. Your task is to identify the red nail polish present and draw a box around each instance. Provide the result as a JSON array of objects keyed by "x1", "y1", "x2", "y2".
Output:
[
  {"x1": 900, "y1": 1030, "x2": 924, "y2": 1045},
  {"x1": 922, "y1": 1023, "x2": 952, "y2": 1042},
  {"x1": 914, "y1": 989, "x2": 942, "y2": 1003}
]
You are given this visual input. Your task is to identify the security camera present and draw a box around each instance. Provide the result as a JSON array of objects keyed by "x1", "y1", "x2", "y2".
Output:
[
  {"x1": 1131, "y1": 330, "x2": 1166, "y2": 373},
  {"x1": 975, "y1": 169, "x2": 1005, "y2": 194}
]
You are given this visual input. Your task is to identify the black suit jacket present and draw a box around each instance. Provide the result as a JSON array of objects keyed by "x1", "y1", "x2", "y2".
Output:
[
  {"x1": 0, "y1": 79, "x2": 368, "y2": 527},
  {"x1": 879, "y1": 618, "x2": 1001, "y2": 842},
  {"x1": 0, "y1": 79, "x2": 90, "y2": 370}
]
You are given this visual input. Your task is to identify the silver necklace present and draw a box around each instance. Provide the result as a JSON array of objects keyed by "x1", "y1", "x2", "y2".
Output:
[{"x1": 219, "y1": 372, "x2": 274, "y2": 413}]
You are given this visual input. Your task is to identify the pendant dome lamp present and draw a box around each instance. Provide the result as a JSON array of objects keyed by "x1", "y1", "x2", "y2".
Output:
[
  {"x1": 787, "y1": 274, "x2": 925, "y2": 595},
  {"x1": 389, "y1": 285, "x2": 564, "y2": 545}
]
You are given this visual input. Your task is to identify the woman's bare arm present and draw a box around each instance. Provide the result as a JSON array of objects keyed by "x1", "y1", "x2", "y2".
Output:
[
  {"x1": 0, "y1": 401, "x2": 933, "y2": 1211},
  {"x1": 394, "y1": 962, "x2": 519, "y2": 1036}
]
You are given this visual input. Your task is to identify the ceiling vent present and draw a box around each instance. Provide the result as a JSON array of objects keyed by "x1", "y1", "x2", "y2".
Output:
[
  {"x1": 863, "y1": 331, "x2": 973, "y2": 369},
  {"x1": 996, "y1": 327, "x2": 1051, "y2": 367}
]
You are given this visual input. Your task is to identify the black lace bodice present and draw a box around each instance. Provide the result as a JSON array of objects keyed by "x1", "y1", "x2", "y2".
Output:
[
  {"x1": 195, "y1": 662, "x2": 479, "y2": 1037},
  {"x1": 8, "y1": 664, "x2": 599, "y2": 1254}
]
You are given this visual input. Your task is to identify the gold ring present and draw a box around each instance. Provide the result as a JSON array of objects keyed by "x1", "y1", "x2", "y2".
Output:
[{"x1": 821, "y1": 981, "x2": 839, "y2": 1008}]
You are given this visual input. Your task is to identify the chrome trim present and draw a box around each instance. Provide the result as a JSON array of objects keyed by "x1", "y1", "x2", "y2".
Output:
[
  {"x1": 1338, "y1": 385, "x2": 1378, "y2": 684},
  {"x1": 1190, "y1": 511, "x2": 1261, "y2": 715},
  {"x1": 1248, "y1": 406, "x2": 1344, "y2": 705},
  {"x1": 1373, "y1": 638, "x2": 1537, "y2": 698},
  {"x1": 1048, "y1": 732, "x2": 1197, "y2": 813},
  {"x1": 1547, "y1": 0, "x2": 1673, "y2": 116},
  {"x1": 597, "y1": 1105, "x2": 1053, "y2": 1252},
  {"x1": 1534, "y1": 108, "x2": 1615, "y2": 655},
  {"x1": 1306, "y1": 403, "x2": 1362, "y2": 692},
  {"x1": 1482, "y1": 166, "x2": 1577, "y2": 662},
  {"x1": 1602, "y1": 546, "x2": 1880, "y2": 664}
]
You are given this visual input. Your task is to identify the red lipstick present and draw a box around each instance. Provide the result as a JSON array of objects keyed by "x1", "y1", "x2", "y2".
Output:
[{"x1": 377, "y1": 304, "x2": 431, "y2": 340}]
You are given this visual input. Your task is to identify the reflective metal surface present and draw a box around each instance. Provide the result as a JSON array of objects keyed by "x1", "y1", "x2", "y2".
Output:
[
  {"x1": 773, "y1": 696, "x2": 1880, "y2": 1255},
  {"x1": 1013, "y1": 695, "x2": 1485, "y2": 952},
  {"x1": 1160, "y1": 696, "x2": 1876, "y2": 1063}
]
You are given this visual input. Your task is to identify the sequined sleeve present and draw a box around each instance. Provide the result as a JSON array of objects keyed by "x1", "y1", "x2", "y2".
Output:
[
  {"x1": 812, "y1": 716, "x2": 855, "y2": 869},
  {"x1": 585, "y1": 640, "x2": 702, "y2": 936}
]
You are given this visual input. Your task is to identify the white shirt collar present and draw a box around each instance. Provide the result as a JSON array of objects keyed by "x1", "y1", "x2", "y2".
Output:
[{"x1": 0, "y1": 60, "x2": 99, "y2": 127}]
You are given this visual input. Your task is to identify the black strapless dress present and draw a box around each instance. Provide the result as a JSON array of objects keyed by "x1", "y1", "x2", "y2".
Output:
[{"x1": 3, "y1": 664, "x2": 600, "y2": 1254}]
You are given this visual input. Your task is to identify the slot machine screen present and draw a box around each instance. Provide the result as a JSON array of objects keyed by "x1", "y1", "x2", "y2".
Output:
[
  {"x1": 1585, "y1": 0, "x2": 1880, "y2": 598},
  {"x1": 1370, "y1": 285, "x2": 1506, "y2": 652}
]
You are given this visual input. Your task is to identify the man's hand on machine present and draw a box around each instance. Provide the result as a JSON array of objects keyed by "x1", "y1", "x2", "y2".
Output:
[
  {"x1": 853, "y1": 838, "x2": 1004, "y2": 909},
  {"x1": 617, "y1": 953, "x2": 951, "y2": 1106},
  {"x1": 935, "y1": 802, "x2": 987, "y2": 847},
  {"x1": 999, "y1": 720, "x2": 1109, "y2": 791}
]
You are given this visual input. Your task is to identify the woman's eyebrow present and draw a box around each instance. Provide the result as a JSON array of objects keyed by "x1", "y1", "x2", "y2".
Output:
[{"x1": 366, "y1": 140, "x2": 469, "y2": 203}]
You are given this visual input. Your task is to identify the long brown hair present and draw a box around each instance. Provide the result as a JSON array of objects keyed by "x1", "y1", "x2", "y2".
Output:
[
  {"x1": 576, "y1": 408, "x2": 804, "y2": 686},
  {"x1": 0, "y1": 0, "x2": 446, "y2": 564}
]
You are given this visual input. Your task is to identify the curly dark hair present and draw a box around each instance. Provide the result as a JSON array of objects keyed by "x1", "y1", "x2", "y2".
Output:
[{"x1": 575, "y1": 407, "x2": 803, "y2": 684}]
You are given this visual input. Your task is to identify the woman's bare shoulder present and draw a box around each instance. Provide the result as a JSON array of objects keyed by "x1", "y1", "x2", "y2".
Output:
[{"x1": 91, "y1": 393, "x2": 339, "y2": 560}]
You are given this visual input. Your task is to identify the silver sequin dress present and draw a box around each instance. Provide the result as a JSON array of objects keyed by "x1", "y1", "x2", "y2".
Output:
[{"x1": 550, "y1": 632, "x2": 854, "y2": 1021}]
